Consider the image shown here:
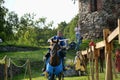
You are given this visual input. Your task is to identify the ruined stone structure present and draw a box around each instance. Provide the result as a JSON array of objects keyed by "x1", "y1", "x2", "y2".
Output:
[{"x1": 78, "y1": 0, "x2": 120, "y2": 39}]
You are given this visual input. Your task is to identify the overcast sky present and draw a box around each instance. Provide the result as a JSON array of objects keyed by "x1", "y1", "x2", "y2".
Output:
[{"x1": 4, "y1": 0, "x2": 78, "y2": 27}]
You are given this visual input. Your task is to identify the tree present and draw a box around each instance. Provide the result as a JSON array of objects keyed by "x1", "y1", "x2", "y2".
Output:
[
  {"x1": 18, "y1": 27, "x2": 38, "y2": 46},
  {"x1": 63, "y1": 15, "x2": 79, "y2": 40},
  {"x1": 57, "y1": 21, "x2": 67, "y2": 32},
  {"x1": 5, "y1": 11, "x2": 19, "y2": 40},
  {"x1": 6, "y1": 11, "x2": 19, "y2": 31},
  {"x1": 0, "y1": 0, "x2": 8, "y2": 40},
  {"x1": 19, "y1": 13, "x2": 36, "y2": 30},
  {"x1": 35, "y1": 17, "x2": 47, "y2": 28}
]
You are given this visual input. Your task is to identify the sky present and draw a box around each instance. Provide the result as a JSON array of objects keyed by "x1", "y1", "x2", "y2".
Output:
[{"x1": 4, "y1": 0, "x2": 78, "y2": 27}]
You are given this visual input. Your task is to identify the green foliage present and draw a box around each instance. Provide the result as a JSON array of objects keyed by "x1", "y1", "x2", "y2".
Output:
[
  {"x1": 79, "y1": 39, "x2": 90, "y2": 50},
  {"x1": 0, "y1": 10, "x2": 57, "y2": 46},
  {"x1": 63, "y1": 15, "x2": 79, "y2": 40},
  {"x1": 0, "y1": 0, "x2": 8, "y2": 40},
  {"x1": 17, "y1": 27, "x2": 37, "y2": 46},
  {"x1": 57, "y1": 21, "x2": 67, "y2": 32},
  {"x1": 1, "y1": 1, "x2": 79, "y2": 47}
]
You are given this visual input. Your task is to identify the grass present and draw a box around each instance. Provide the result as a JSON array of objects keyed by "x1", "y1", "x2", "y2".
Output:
[
  {"x1": 1, "y1": 39, "x2": 120, "y2": 80},
  {"x1": 23, "y1": 76, "x2": 87, "y2": 80},
  {"x1": 1, "y1": 49, "x2": 120, "y2": 80},
  {"x1": 13, "y1": 73, "x2": 120, "y2": 80},
  {"x1": 0, "y1": 49, "x2": 47, "y2": 61},
  {"x1": 0, "y1": 48, "x2": 78, "y2": 80}
]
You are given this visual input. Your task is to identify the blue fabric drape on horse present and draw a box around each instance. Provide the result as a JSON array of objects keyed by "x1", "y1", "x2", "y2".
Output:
[{"x1": 46, "y1": 59, "x2": 63, "y2": 76}]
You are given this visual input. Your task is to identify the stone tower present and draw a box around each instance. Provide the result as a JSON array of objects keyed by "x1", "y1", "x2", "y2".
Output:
[{"x1": 78, "y1": 0, "x2": 120, "y2": 39}]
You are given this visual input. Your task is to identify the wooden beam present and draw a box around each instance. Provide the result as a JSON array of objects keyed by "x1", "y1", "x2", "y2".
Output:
[
  {"x1": 28, "y1": 60, "x2": 32, "y2": 80},
  {"x1": 4, "y1": 58, "x2": 7, "y2": 80},
  {"x1": 107, "y1": 27, "x2": 119, "y2": 43},
  {"x1": 94, "y1": 49, "x2": 99, "y2": 80},
  {"x1": 81, "y1": 50, "x2": 88, "y2": 55},
  {"x1": 81, "y1": 47, "x2": 94, "y2": 55},
  {"x1": 103, "y1": 29, "x2": 109, "y2": 58},
  {"x1": 95, "y1": 40, "x2": 105, "y2": 49},
  {"x1": 103, "y1": 29, "x2": 113, "y2": 80}
]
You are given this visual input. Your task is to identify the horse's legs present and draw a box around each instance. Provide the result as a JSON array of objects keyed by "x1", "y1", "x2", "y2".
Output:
[
  {"x1": 58, "y1": 72, "x2": 64, "y2": 80},
  {"x1": 48, "y1": 74, "x2": 55, "y2": 80},
  {"x1": 51, "y1": 74, "x2": 55, "y2": 80},
  {"x1": 58, "y1": 73, "x2": 61, "y2": 80}
]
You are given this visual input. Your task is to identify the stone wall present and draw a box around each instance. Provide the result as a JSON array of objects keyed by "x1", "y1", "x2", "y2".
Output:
[
  {"x1": 0, "y1": 45, "x2": 40, "y2": 52},
  {"x1": 78, "y1": 0, "x2": 120, "y2": 39}
]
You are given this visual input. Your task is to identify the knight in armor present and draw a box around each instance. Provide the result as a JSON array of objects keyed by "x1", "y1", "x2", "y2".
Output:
[{"x1": 42, "y1": 30, "x2": 66, "y2": 72}]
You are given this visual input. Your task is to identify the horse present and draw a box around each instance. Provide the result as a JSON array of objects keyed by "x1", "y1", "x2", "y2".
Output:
[{"x1": 45, "y1": 39, "x2": 64, "y2": 80}]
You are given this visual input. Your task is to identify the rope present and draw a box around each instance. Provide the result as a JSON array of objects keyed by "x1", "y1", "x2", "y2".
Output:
[
  {"x1": 0, "y1": 55, "x2": 7, "y2": 64},
  {"x1": 0, "y1": 56, "x2": 31, "y2": 80},
  {"x1": 2, "y1": 55, "x2": 7, "y2": 61},
  {"x1": 10, "y1": 59, "x2": 28, "y2": 68},
  {"x1": 10, "y1": 59, "x2": 30, "y2": 80}
]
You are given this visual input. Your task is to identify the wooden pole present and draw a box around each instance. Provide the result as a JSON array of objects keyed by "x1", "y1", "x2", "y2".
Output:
[
  {"x1": 118, "y1": 18, "x2": 120, "y2": 44},
  {"x1": 87, "y1": 49, "x2": 90, "y2": 80},
  {"x1": 90, "y1": 46, "x2": 94, "y2": 80},
  {"x1": 10, "y1": 64, "x2": 13, "y2": 80},
  {"x1": 28, "y1": 60, "x2": 32, "y2": 80},
  {"x1": 89, "y1": 47, "x2": 93, "y2": 80},
  {"x1": 94, "y1": 48, "x2": 99, "y2": 80},
  {"x1": 103, "y1": 29, "x2": 113, "y2": 80},
  {"x1": 103, "y1": 29, "x2": 109, "y2": 60},
  {"x1": 4, "y1": 58, "x2": 7, "y2": 80}
]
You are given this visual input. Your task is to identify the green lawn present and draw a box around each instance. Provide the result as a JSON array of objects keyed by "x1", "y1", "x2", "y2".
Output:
[
  {"x1": 14, "y1": 73, "x2": 120, "y2": 80},
  {"x1": 0, "y1": 46, "x2": 120, "y2": 80},
  {"x1": 0, "y1": 48, "x2": 77, "y2": 80}
]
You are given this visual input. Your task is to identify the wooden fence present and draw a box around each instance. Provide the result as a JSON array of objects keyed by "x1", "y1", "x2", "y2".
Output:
[{"x1": 81, "y1": 18, "x2": 120, "y2": 80}]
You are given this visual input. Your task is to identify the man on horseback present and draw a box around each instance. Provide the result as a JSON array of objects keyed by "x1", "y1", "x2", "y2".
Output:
[{"x1": 42, "y1": 30, "x2": 66, "y2": 72}]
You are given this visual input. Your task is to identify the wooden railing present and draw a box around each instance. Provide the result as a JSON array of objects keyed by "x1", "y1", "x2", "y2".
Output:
[{"x1": 80, "y1": 18, "x2": 120, "y2": 80}]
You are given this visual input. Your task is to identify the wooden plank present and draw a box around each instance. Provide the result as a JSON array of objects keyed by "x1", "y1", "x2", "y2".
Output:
[
  {"x1": 81, "y1": 47, "x2": 94, "y2": 55},
  {"x1": 95, "y1": 49, "x2": 99, "y2": 80},
  {"x1": 28, "y1": 60, "x2": 32, "y2": 80},
  {"x1": 4, "y1": 58, "x2": 7, "y2": 80},
  {"x1": 103, "y1": 29, "x2": 113, "y2": 80},
  {"x1": 96, "y1": 40, "x2": 105, "y2": 49},
  {"x1": 81, "y1": 50, "x2": 88, "y2": 55},
  {"x1": 108, "y1": 27, "x2": 119, "y2": 43}
]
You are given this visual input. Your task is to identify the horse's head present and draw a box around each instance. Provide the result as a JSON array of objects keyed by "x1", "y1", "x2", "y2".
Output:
[
  {"x1": 50, "y1": 39, "x2": 60, "y2": 56},
  {"x1": 49, "y1": 39, "x2": 61, "y2": 66}
]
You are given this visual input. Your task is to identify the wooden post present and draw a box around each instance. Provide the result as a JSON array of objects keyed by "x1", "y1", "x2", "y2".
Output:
[
  {"x1": 94, "y1": 48, "x2": 99, "y2": 80},
  {"x1": 10, "y1": 63, "x2": 13, "y2": 80},
  {"x1": 89, "y1": 47, "x2": 93, "y2": 80},
  {"x1": 28, "y1": 60, "x2": 32, "y2": 80},
  {"x1": 118, "y1": 18, "x2": 120, "y2": 44},
  {"x1": 103, "y1": 29, "x2": 113, "y2": 80},
  {"x1": 91, "y1": 46, "x2": 95, "y2": 80},
  {"x1": 103, "y1": 29, "x2": 109, "y2": 60},
  {"x1": 4, "y1": 58, "x2": 7, "y2": 80},
  {"x1": 87, "y1": 49, "x2": 90, "y2": 80}
]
